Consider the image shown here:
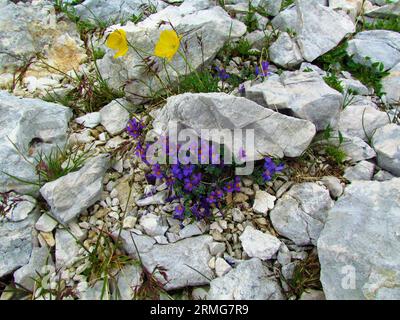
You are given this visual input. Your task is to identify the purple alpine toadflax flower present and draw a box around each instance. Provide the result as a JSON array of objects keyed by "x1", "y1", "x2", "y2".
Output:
[
  {"x1": 126, "y1": 118, "x2": 145, "y2": 139},
  {"x1": 255, "y1": 61, "x2": 271, "y2": 77},
  {"x1": 262, "y1": 157, "x2": 284, "y2": 182}
]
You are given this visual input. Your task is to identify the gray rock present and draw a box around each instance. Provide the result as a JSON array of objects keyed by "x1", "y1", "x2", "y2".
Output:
[
  {"x1": 277, "y1": 244, "x2": 292, "y2": 266},
  {"x1": 0, "y1": 91, "x2": 72, "y2": 195},
  {"x1": 340, "y1": 135, "x2": 376, "y2": 162},
  {"x1": 252, "y1": 190, "x2": 276, "y2": 214},
  {"x1": 209, "y1": 242, "x2": 226, "y2": 256},
  {"x1": 338, "y1": 104, "x2": 390, "y2": 141},
  {"x1": 75, "y1": 0, "x2": 167, "y2": 23},
  {"x1": 239, "y1": 226, "x2": 282, "y2": 260},
  {"x1": 300, "y1": 62, "x2": 327, "y2": 76},
  {"x1": 79, "y1": 281, "x2": 108, "y2": 300},
  {"x1": 320, "y1": 176, "x2": 343, "y2": 199},
  {"x1": 369, "y1": 0, "x2": 395, "y2": 6},
  {"x1": 281, "y1": 262, "x2": 297, "y2": 280},
  {"x1": 366, "y1": 1, "x2": 400, "y2": 18},
  {"x1": 136, "y1": 190, "x2": 168, "y2": 206},
  {"x1": 341, "y1": 78, "x2": 369, "y2": 95},
  {"x1": 272, "y1": 0, "x2": 352, "y2": 59},
  {"x1": 344, "y1": 160, "x2": 375, "y2": 181},
  {"x1": 374, "y1": 170, "x2": 395, "y2": 181},
  {"x1": 35, "y1": 213, "x2": 58, "y2": 233},
  {"x1": 179, "y1": 221, "x2": 207, "y2": 239},
  {"x1": 55, "y1": 229, "x2": 80, "y2": 269},
  {"x1": 0, "y1": 1, "x2": 86, "y2": 81},
  {"x1": 75, "y1": 112, "x2": 101, "y2": 129},
  {"x1": 245, "y1": 30, "x2": 269, "y2": 50},
  {"x1": 270, "y1": 183, "x2": 334, "y2": 245},
  {"x1": 295, "y1": 0, "x2": 355, "y2": 61},
  {"x1": 139, "y1": 213, "x2": 168, "y2": 237},
  {"x1": 98, "y1": 1, "x2": 246, "y2": 103},
  {"x1": 329, "y1": 0, "x2": 364, "y2": 20},
  {"x1": 152, "y1": 93, "x2": 316, "y2": 160},
  {"x1": 0, "y1": 211, "x2": 39, "y2": 277},
  {"x1": 13, "y1": 247, "x2": 53, "y2": 291},
  {"x1": 246, "y1": 71, "x2": 342, "y2": 131},
  {"x1": 372, "y1": 124, "x2": 400, "y2": 176},
  {"x1": 207, "y1": 258, "x2": 285, "y2": 300},
  {"x1": 253, "y1": 0, "x2": 282, "y2": 16},
  {"x1": 231, "y1": 208, "x2": 245, "y2": 223},
  {"x1": 116, "y1": 229, "x2": 156, "y2": 260},
  {"x1": 5, "y1": 195, "x2": 36, "y2": 222},
  {"x1": 269, "y1": 32, "x2": 304, "y2": 68},
  {"x1": 140, "y1": 235, "x2": 215, "y2": 290},
  {"x1": 346, "y1": 30, "x2": 400, "y2": 71},
  {"x1": 382, "y1": 62, "x2": 400, "y2": 104},
  {"x1": 318, "y1": 178, "x2": 400, "y2": 299},
  {"x1": 215, "y1": 257, "x2": 232, "y2": 277},
  {"x1": 40, "y1": 155, "x2": 110, "y2": 224},
  {"x1": 300, "y1": 289, "x2": 326, "y2": 300},
  {"x1": 99, "y1": 99, "x2": 131, "y2": 136},
  {"x1": 115, "y1": 264, "x2": 143, "y2": 300},
  {"x1": 271, "y1": 4, "x2": 298, "y2": 31}
]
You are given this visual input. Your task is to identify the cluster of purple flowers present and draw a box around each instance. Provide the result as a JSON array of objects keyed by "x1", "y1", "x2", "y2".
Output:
[
  {"x1": 215, "y1": 66, "x2": 230, "y2": 81},
  {"x1": 206, "y1": 189, "x2": 224, "y2": 205},
  {"x1": 126, "y1": 119, "x2": 284, "y2": 222},
  {"x1": 166, "y1": 141, "x2": 244, "y2": 221},
  {"x1": 237, "y1": 60, "x2": 272, "y2": 95},
  {"x1": 262, "y1": 157, "x2": 284, "y2": 182},
  {"x1": 223, "y1": 176, "x2": 241, "y2": 193},
  {"x1": 255, "y1": 61, "x2": 271, "y2": 78},
  {"x1": 126, "y1": 118, "x2": 145, "y2": 139}
]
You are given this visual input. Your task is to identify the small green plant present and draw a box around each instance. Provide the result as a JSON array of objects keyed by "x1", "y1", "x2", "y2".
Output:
[
  {"x1": 35, "y1": 144, "x2": 92, "y2": 184},
  {"x1": 93, "y1": 47, "x2": 106, "y2": 60},
  {"x1": 218, "y1": 38, "x2": 259, "y2": 69},
  {"x1": 323, "y1": 73, "x2": 344, "y2": 93},
  {"x1": 133, "y1": 263, "x2": 170, "y2": 300},
  {"x1": 363, "y1": 17, "x2": 400, "y2": 33},
  {"x1": 2, "y1": 254, "x2": 76, "y2": 300},
  {"x1": 281, "y1": 0, "x2": 295, "y2": 10},
  {"x1": 285, "y1": 28, "x2": 297, "y2": 37},
  {"x1": 317, "y1": 42, "x2": 389, "y2": 97},
  {"x1": 79, "y1": 227, "x2": 134, "y2": 300},
  {"x1": 317, "y1": 42, "x2": 348, "y2": 73},
  {"x1": 321, "y1": 126, "x2": 347, "y2": 165},
  {"x1": 235, "y1": 39, "x2": 255, "y2": 57},
  {"x1": 342, "y1": 89, "x2": 357, "y2": 109},
  {"x1": 177, "y1": 69, "x2": 220, "y2": 94},
  {"x1": 286, "y1": 251, "x2": 322, "y2": 299},
  {"x1": 243, "y1": 6, "x2": 259, "y2": 33},
  {"x1": 4, "y1": 140, "x2": 93, "y2": 188},
  {"x1": 54, "y1": 0, "x2": 108, "y2": 37},
  {"x1": 324, "y1": 145, "x2": 347, "y2": 165},
  {"x1": 345, "y1": 57, "x2": 389, "y2": 97}
]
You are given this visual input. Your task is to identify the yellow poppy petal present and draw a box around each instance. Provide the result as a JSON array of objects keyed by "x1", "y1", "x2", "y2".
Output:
[
  {"x1": 114, "y1": 45, "x2": 129, "y2": 58},
  {"x1": 154, "y1": 45, "x2": 168, "y2": 57},
  {"x1": 154, "y1": 29, "x2": 181, "y2": 60},
  {"x1": 117, "y1": 29, "x2": 127, "y2": 38},
  {"x1": 159, "y1": 30, "x2": 176, "y2": 42},
  {"x1": 106, "y1": 33, "x2": 121, "y2": 49},
  {"x1": 106, "y1": 29, "x2": 128, "y2": 58}
]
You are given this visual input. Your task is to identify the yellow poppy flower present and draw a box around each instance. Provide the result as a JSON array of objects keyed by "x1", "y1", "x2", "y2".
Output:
[
  {"x1": 154, "y1": 30, "x2": 181, "y2": 61},
  {"x1": 106, "y1": 29, "x2": 128, "y2": 59}
]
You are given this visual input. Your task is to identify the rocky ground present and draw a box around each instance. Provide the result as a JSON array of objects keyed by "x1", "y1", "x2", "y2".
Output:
[{"x1": 0, "y1": 0, "x2": 399, "y2": 300}]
